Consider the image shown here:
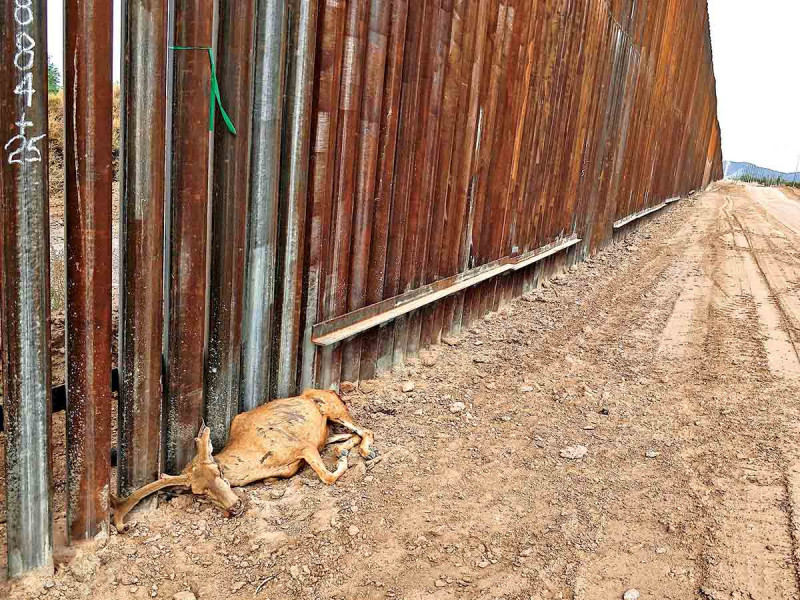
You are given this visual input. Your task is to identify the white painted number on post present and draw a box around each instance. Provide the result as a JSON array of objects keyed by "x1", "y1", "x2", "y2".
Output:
[
  {"x1": 14, "y1": 32, "x2": 36, "y2": 71},
  {"x1": 14, "y1": 73, "x2": 34, "y2": 107},
  {"x1": 5, "y1": 0, "x2": 47, "y2": 166}
]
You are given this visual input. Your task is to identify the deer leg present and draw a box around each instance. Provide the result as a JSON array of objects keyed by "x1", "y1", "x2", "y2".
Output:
[
  {"x1": 325, "y1": 433, "x2": 354, "y2": 445},
  {"x1": 331, "y1": 417, "x2": 376, "y2": 460},
  {"x1": 332, "y1": 435, "x2": 362, "y2": 457},
  {"x1": 300, "y1": 445, "x2": 349, "y2": 485}
]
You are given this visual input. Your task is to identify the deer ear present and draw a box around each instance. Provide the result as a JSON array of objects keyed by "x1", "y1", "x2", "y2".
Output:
[{"x1": 194, "y1": 426, "x2": 214, "y2": 462}]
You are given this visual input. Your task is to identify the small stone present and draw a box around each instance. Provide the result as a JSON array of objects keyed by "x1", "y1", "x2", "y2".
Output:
[
  {"x1": 520, "y1": 548, "x2": 533, "y2": 557},
  {"x1": 646, "y1": 450, "x2": 660, "y2": 459},
  {"x1": 656, "y1": 547, "x2": 667, "y2": 554},
  {"x1": 449, "y1": 402, "x2": 466, "y2": 414},
  {"x1": 519, "y1": 385, "x2": 534, "y2": 393},
  {"x1": 232, "y1": 581, "x2": 247, "y2": 592},
  {"x1": 421, "y1": 353, "x2": 437, "y2": 367},
  {"x1": 359, "y1": 380, "x2": 377, "y2": 393},
  {"x1": 401, "y1": 381, "x2": 415, "y2": 393},
  {"x1": 560, "y1": 445, "x2": 588, "y2": 460},
  {"x1": 599, "y1": 407, "x2": 610, "y2": 416},
  {"x1": 348, "y1": 525, "x2": 360, "y2": 537},
  {"x1": 270, "y1": 488, "x2": 286, "y2": 499},
  {"x1": 583, "y1": 325, "x2": 594, "y2": 335},
  {"x1": 477, "y1": 560, "x2": 490, "y2": 568},
  {"x1": 340, "y1": 381, "x2": 357, "y2": 394},
  {"x1": 44, "y1": 581, "x2": 56, "y2": 589},
  {"x1": 435, "y1": 580, "x2": 447, "y2": 588},
  {"x1": 442, "y1": 336, "x2": 460, "y2": 346},
  {"x1": 290, "y1": 565, "x2": 301, "y2": 579},
  {"x1": 623, "y1": 589, "x2": 640, "y2": 600},
  {"x1": 172, "y1": 593, "x2": 196, "y2": 600},
  {"x1": 473, "y1": 356, "x2": 488, "y2": 364}
]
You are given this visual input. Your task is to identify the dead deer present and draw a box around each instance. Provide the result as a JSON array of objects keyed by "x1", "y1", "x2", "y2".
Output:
[{"x1": 111, "y1": 389, "x2": 375, "y2": 532}]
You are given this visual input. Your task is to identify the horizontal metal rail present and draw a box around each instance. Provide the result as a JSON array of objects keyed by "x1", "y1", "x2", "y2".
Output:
[
  {"x1": 509, "y1": 237, "x2": 582, "y2": 271},
  {"x1": 665, "y1": 196, "x2": 681, "y2": 204},
  {"x1": 312, "y1": 236, "x2": 580, "y2": 346},
  {"x1": 613, "y1": 201, "x2": 668, "y2": 229}
]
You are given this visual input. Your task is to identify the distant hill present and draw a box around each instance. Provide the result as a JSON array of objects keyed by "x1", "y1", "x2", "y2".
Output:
[{"x1": 724, "y1": 160, "x2": 800, "y2": 183}]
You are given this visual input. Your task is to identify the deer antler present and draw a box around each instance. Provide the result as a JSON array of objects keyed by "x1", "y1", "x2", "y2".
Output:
[{"x1": 111, "y1": 474, "x2": 189, "y2": 533}]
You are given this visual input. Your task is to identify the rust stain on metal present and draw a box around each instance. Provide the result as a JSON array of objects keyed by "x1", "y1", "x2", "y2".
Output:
[
  {"x1": 1, "y1": 0, "x2": 54, "y2": 576},
  {"x1": 64, "y1": 0, "x2": 114, "y2": 544},
  {"x1": 206, "y1": 0, "x2": 257, "y2": 449},
  {"x1": 164, "y1": 0, "x2": 214, "y2": 475},
  {"x1": 118, "y1": 0, "x2": 168, "y2": 499}
]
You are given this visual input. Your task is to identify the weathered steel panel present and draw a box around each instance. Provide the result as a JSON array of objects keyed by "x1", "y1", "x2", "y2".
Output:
[
  {"x1": 206, "y1": 0, "x2": 257, "y2": 449},
  {"x1": 304, "y1": 0, "x2": 722, "y2": 388},
  {"x1": 117, "y1": 0, "x2": 168, "y2": 501},
  {"x1": 64, "y1": 0, "x2": 114, "y2": 543},
  {"x1": 1, "y1": 0, "x2": 54, "y2": 576},
  {"x1": 274, "y1": 0, "x2": 318, "y2": 398},
  {"x1": 240, "y1": 0, "x2": 287, "y2": 412},
  {"x1": 164, "y1": 0, "x2": 214, "y2": 475}
]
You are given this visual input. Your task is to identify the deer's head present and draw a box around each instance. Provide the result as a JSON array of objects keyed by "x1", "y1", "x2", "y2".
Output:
[
  {"x1": 184, "y1": 426, "x2": 243, "y2": 515},
  {"x1": 111, "y1": 426, "x2": 243, "y2": 533}
]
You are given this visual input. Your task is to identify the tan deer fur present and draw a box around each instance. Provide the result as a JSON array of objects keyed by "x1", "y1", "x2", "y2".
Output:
[{"x1": 111, "y1": 389, "x2": 375, "y2": 532}]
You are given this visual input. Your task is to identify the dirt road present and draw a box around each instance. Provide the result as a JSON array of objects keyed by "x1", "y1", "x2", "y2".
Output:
[{"x1": 3, "y1": 181, "x2": 800, "y2": 600}]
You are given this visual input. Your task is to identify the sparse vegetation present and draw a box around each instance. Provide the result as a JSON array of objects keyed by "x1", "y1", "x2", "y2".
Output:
[
  {"x1": 47, "y1": 57, "x2": 61, "y2": 93},
  {"x1": 47, "y1": 88, "x2": 122, "y2": 311},
  {"x1": 728, "y1": 160, "x2": 800, "y2": 189},
  {"x1": 736, "y1": 173, "x2": 800, "y2": 189}
]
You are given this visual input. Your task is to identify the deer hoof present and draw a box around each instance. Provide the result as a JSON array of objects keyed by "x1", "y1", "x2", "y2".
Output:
[{"x1": 365, "y1": 449, "x2": 379, "y2": 461}]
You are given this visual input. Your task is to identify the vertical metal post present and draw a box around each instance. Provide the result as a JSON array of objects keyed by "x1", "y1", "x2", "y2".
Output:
[
  {"x1": 274, "y1": 0, "x2": 318, "y2": 398},
  {"x1": 118, "y1": 0, "x2": 169, "y2": 498},
  {"x1": 0, "y1": 0, "x2": 53, "y2": 576},
  {"x1": 299, "y1": 0, "x2": 347, "y2": 391},
  {"x1": 240, "y1": 0, "x2": 287, "y2": 411},
  {"x1": 205, "y1": 0, "x2": 257, "y2": 449},
  {"x1": 164, "y1": 0, "x2": 215, "y2": 474},
  {"x1": 64, "y1": 0, "x2": 114, "y2": 543},
  {"x1": 359, "y1": 0, "x2": 409, "y2": 381},
  {"x1": 340, "y1": 0, "x2": 391, "y2": 383},
  {"x1": 319, "y1": 0, "x2": 369, "y2": 388}
]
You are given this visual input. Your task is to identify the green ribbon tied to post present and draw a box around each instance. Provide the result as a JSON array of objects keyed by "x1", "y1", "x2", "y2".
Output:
[{"x1": 170, "y1": 46, "x2": 237, "y2": 135}]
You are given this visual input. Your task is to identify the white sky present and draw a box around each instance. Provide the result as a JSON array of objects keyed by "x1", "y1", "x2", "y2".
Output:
[
  {"x1": 708, "y1": 0, "x2": 800, "y2": 173},
  {"x1": 45, "y1": 1, "x2": 799, "y2": 174},
  {"x1": 47, "y1": 0, "x2": 122, "y2": 82}
]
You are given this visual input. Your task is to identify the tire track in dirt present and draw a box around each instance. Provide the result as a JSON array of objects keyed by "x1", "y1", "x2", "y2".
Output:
[
  {"x1": 690, "y1": 189, "x2": 798, "y2": 600},
  {"x1": 573, "y1": 194, "x2": 748, "y2": 599},
  {"x1": 727, "y1": 185, "x2": 800, "y2": 599}
]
